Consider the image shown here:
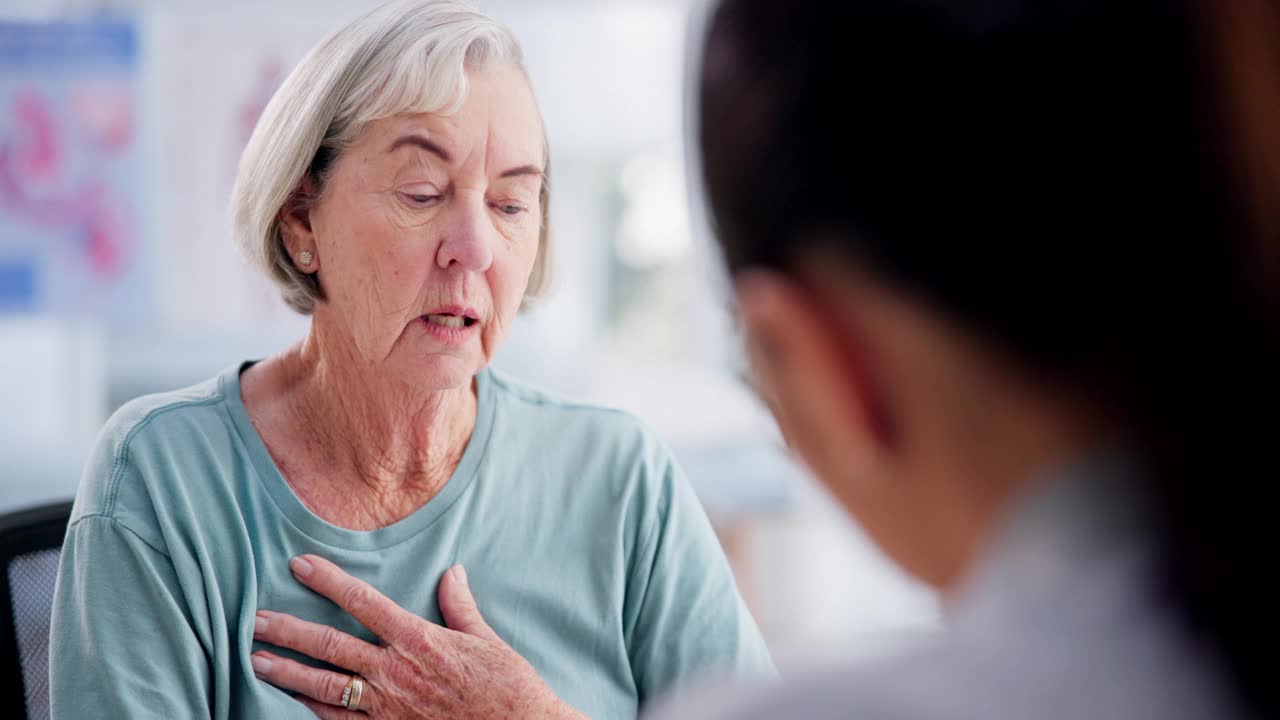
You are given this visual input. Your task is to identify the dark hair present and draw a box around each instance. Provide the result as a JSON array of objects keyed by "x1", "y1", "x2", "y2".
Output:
[{"x1": 699, "y1": 0, "x2": 1278, "y2": 714}]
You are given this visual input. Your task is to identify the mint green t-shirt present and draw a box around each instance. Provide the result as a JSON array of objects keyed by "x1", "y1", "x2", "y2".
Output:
[{"x1": 49, "y1": 364, "x2": 773, "y2": 719}]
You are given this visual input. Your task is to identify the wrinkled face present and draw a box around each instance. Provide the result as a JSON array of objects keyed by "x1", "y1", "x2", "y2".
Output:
[{"x1": 306, "y1": 63, "x2": 544, "y2": 389}]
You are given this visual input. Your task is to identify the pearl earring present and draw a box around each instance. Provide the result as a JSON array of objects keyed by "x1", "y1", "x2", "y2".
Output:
[{"x1": 299, "y1": 250, "x2": 314, "y2": 267}]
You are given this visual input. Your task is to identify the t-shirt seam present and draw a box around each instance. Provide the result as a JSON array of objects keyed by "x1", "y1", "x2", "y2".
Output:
[
  {"x1": 220, "y1": 370, "x2": 497, "y2": 553},
  {"x1": 487, "y1": 370, "x2": 638, "y2": 419},
  {"x1": 104, "y1": 392, "x2": 224, "y2": 519},
  {"x1": 363, "y1": 382, "x2": 501, "y2": 551},
  {"x1": 249, "y1": 456, "x2": 491, "y2": 554},
  {"x1": 66, "y1": 512, "x2": 174, "y2": 559}
]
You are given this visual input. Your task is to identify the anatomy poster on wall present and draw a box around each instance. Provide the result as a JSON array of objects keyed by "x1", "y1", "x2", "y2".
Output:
[
  {"x1": 0, "y1": 20, "x2": 148, "y2": 324},
  {"x1": 148, "y1": 8, "x2": 341, "y2": 337}
]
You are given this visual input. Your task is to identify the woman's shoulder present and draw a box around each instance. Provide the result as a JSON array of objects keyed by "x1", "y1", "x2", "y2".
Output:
[
  {"x1": 485, "y1": 367, "x2": 662, "y2": 447},
  {"x1": 74, "y1": 367, "x2": 241, "y2": 524},
  {"x1": 104, "y1": 372, "x2": 228, "y2": 439},
  {"x1": 483, "y1": 368, "x2": 680, "y2": 496}
]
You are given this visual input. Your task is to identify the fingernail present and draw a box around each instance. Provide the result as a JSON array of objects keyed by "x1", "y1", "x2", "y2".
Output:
[
  {"x1": 251, "y1": 654, "x2": 273, "y2": 676},
  {"x1": 254, "y1": 614, "x2": 268, "y2": 636},
  {"x1": 290, "y1": 555, "x2": 313, "y2": 578},
  {"x1": 454, "y1": 564, "x2": 468, "y2": 586}
]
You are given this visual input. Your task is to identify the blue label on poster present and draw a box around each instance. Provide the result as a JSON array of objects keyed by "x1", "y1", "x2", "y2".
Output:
[{"x1": 0, "y1": 259, "x2": 36, "y2": 311}]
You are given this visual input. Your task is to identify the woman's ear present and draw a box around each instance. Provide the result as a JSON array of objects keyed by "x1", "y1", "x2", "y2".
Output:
[
  {"x1": 278, "y1": 177, "x2": 319, "y2": 273},
  {"x1": 735, "y1": 269, "x2": 895, "y2": 493}
]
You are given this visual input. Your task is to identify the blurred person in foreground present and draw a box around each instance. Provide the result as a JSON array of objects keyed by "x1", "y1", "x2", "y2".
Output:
[
  {"x1": 49, "y1": 1, "x2": 772, "y2": 718},
  {"x1": 653, "y1": 0, "x2": 1279, "y2": 717}
]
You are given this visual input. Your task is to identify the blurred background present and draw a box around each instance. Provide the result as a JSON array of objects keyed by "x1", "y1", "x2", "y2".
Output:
[{"x1": 0, "y1": 0, "x2": 937, "y2": 663}]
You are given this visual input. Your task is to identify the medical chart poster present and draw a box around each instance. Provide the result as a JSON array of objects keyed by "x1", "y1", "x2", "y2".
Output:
[{"x1": 0, "y1": 20, "x2": 149, "y2": 325}]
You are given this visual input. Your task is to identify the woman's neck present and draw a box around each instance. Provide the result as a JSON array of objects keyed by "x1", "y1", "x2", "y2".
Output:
[{"x1": 246, "y1": 331, "x2": 478, "y2": 529}]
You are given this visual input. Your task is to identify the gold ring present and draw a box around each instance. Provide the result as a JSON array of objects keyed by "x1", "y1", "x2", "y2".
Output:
[{"x1": 341, "y1": 675, "x2": 365, "y2": 711}]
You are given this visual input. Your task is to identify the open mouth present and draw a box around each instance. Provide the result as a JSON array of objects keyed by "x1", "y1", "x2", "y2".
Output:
[{"x1": 422, "y1": 313, "x2": 478, "y2": 329}]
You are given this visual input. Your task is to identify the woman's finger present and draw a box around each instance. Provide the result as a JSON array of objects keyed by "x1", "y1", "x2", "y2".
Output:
[
  {"x1": 251, "y1": 651, "x2": 376, "y2": 714},
  {"x1": 254, "y1": 610, "x2": 381, "y2": 672},
  {"x1": 290, "y1": 554, "x2": 423, "y2": 644},
  {"x1": 437, "y1": 564, "x2": 500, "y2": 642}
]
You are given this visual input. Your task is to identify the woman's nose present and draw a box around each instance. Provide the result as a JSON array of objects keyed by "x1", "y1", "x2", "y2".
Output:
[{"x1": 435, "y1": 196, "x2": 495, "y2": 273}]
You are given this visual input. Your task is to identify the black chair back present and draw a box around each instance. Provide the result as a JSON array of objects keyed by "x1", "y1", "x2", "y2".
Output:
[{"x1": 0, "y1": 501, "x2": 74, "y2": 720}]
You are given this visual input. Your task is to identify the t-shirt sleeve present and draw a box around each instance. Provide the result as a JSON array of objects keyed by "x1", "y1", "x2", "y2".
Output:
[
  {"x1": 48, "y1": 393, "x2": 223, "y2": 719},
  {"x1": 623, "y1": 446, "x2": 777, "y2": 706},
  {"x1": 50, "y1": 514, "x2": 212, "y2": 718}
]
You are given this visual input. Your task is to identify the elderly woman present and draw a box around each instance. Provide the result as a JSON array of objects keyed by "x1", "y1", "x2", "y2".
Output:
[{"x1": 48, "y1": 2, "x2": 772, "y2": 718}]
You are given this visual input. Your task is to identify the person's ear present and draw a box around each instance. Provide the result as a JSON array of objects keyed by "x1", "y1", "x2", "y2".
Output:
[
  {"x1": 279, "y1": 176, "x2": 320, "y2": 273},
  {"x1": 735, "y1": 269, "x2": 894, "y2": 491}
]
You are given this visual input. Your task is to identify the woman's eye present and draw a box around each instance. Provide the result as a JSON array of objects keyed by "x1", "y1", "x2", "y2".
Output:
[
  {"x1": 402, "y1": 193, "x2": 441, "y2": 207},
  {"x1": 497, "y1": 204, "x2": 524, "y2": 216}
]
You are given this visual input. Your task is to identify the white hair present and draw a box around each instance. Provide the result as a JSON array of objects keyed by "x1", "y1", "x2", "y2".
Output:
[{"x1": 230, "y1": 0, "x2": 551, "y2": 314}]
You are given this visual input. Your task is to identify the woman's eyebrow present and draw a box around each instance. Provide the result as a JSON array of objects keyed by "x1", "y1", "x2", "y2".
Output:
[
  {"x1": 388, "y1": 134, "x2": 450, "y2": 162},
  {"x1": 500, "y1": 165, "x2": 543, "y2": 179},
  {"x1": 388, "y1": 136, "x2": 539, "y2": 181}
]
